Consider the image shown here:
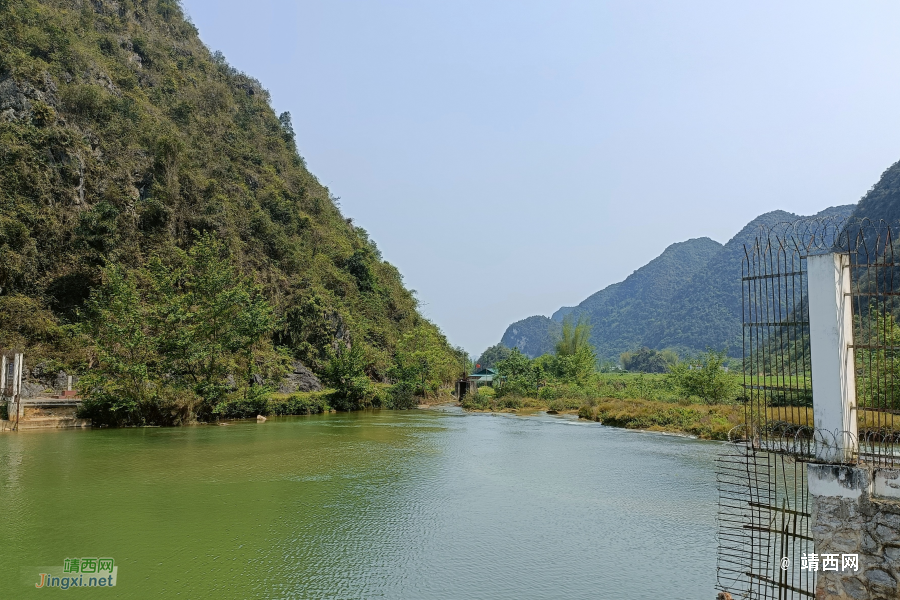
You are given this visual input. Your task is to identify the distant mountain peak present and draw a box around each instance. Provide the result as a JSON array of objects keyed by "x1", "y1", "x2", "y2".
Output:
[{"x1": 498, "y1": 205, "x2": 855, "y2": 360}]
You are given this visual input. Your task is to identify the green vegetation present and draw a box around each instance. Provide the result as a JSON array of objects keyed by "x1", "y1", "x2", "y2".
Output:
[
  {"x1": 78, "y1": 233, "x2": 286, "y2": 425},
  {"x1": 553, "y1": 315, "x2": 597, "y2": 383},
  {"x1": 0, "y1": 0, "x2": 461, "y2": 424},
  {"x1": 577, "y1": 398, "x2": 743, "y2": 440},
  {"x1": 487, "y1": 343, "x2": 742, "y2": 406},
  {"x1": 467, "y1": 334, "x2": 748, "y2": 437},
  {"x1": 855, "y1": 309, "x2": 900, "y2": 412},
  {"x1": 666, "y1": 349, "x2": 741, "y2": 405},
  {"x1": 220, "y1": 390, "x2": 332, "y2": 419},
  {"x1": 620, "y1": 347, "x2": 677, "y2": 373},
  {"x1": 475, "y1": 343, "x2": 511, "y2": 369}
]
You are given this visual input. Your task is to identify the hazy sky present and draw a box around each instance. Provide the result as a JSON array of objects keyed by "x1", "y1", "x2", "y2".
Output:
[{"x1": 181, "y1": 0, "x2": 900, "y2": 355}]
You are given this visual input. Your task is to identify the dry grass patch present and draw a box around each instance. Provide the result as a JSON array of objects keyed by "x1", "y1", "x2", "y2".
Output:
[{"x1": 578, "y1": 398, "x2": 744, "y2": 440}]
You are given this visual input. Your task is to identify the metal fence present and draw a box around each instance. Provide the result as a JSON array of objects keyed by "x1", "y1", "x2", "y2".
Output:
[
  {"x1": 717, "y1": 444, "x2": 814, "y2": 599},
  {"x1": 847, "y1": 221, "x2": 900, "y2": 467},
  {"x1": 717, "y1": 218, "x2": 900, "y2": 599}
]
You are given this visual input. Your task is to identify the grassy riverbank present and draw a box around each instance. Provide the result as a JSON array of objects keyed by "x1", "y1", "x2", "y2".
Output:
[
  {"x1": 461, "y1": 391, "x2": 743, "y2": 439},
  {"x1": 459, "y1": 368, "x2": 817, "y2": 440},
  {"x1": 577, "y1": 398, "x2": 744, "y2": 440}
]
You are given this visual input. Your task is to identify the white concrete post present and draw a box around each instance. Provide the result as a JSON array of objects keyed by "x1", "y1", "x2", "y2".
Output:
[
  {"x1": 12, "y1": 353, "x2": 23, "y2": 397},
  {"x1": 807, "y1": 252, "x2": 857, "y2": 461},
  {"x1": 0, "y1": 355, "x2": 7, "y2": 397}
]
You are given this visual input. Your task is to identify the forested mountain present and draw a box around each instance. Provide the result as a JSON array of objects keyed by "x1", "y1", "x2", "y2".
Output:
[
  {"x1": 501, "y1": 237, "x2": 723, "y2": 359},
  {"x1": 499, "y1": 206, "x2": 854, "y2": 361},
  {"x1": 0, "y1": 1, "x2": 457, "y2": 382},
  {"x1": 847, "y1": 160, "x2": 900, "y2": 225},
  {"x1": 641, "y1": 205, "x2": 853, "y2": 356}
]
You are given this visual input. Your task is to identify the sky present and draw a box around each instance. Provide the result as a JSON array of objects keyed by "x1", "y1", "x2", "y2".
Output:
[{"x1": 181, "y1": 0, "x2": 900, "y2": 356}]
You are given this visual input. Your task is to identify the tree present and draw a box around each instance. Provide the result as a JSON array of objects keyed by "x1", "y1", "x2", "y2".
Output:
[
  {"x1": 553, "y1": 315, "x2": 597, "y2": 383},
  {"x1": 78, "y1": 234, "x2": 284, "y2": 424},
  {"x1": 390, "y1": 325, "x2": 458, "y2": 396},
  {"x1": 79, "y1": 264, "x2": 157, "y2": 425},
  {"x1": 322, "y1": 343, "x2": 372, "y2": 411},
  {"x1": 620, "y1": 347, "x2": 678, "y2": 373},
  {"x1": 278, "y1": 111, "x2": 296, "y2": 147},
  {"x1": 496, "y1": 348, "x2": 546, "y2": 396},
  {"x1": 476, "y1": 343, "x2": 512, "y2": 369},
  {"x1": 667, "y1": 349, "x2": 740, "y2": 404},
  {"x1": 149, "y1": 234, "x2": 281, "y2": 407}
]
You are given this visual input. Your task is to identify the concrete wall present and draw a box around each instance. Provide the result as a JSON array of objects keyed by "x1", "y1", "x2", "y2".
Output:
[
  {"x1": 1, "y1": 401, "x2": 89, "y2": 430},
  {"x1": 809, "y1": 464, "x2": 900, "y2": 599}
]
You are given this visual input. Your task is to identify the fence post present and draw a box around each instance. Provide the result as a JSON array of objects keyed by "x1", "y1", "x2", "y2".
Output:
[{"x1": 807, "y1": 252, "x2": 857, "y2": 461}]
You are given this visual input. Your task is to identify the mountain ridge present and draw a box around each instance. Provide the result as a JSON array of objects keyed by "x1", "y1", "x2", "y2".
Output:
[{"x1": 499, "y1": 206, "x2": 855, "y2": 361}]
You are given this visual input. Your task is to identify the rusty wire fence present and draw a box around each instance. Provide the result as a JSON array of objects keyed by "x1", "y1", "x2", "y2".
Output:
[
  {"x1": 848, "y1": 221, "x2": 900, "y2": 467},
  {"x1": 716, "y1": 218, "x2": 900, "y2": 599}
]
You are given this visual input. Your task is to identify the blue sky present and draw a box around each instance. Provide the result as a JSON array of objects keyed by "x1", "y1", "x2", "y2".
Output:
[{"x1": 181, "y1": 0, "x2": 900, "y2": 355}]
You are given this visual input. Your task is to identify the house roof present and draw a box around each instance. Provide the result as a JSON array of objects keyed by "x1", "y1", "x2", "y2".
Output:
[{"x1": 470, "y1": 367, "x2": 498, "y2": 376}]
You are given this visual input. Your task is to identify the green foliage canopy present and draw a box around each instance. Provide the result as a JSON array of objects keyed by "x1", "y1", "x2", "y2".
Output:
[
  {"x1": 78, "y1": 233, "x2": 286, "y2": 425},
  {"x1": 666, "y1": 349, "x2": 740, "y2": 405},
  {"x1": 620, "y1": 347, "x2": 678, "y2": 373}
]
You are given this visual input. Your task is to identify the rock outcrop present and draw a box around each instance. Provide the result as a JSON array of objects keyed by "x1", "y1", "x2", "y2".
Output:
[{"x1": 277, "y1": 361, "x2": 323, "y2": 394}]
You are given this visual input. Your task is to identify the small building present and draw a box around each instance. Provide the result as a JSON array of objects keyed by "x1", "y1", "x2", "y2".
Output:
[
  {"x1": 468, "y1": 367, "x2": 498, "y2": 386},
  {"x1": 455, "y1": 367, "x2": 501, "y2": 399}
]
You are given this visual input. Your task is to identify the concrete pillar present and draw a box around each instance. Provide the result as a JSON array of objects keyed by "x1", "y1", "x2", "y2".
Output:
[
  {"x1": 12, "y1": 353, "x2": 23, "y2": 398},
  {"x1": 807, "y1": 252, "x2": 857, "y2": 461},
  {"x1": 0, "y1": 355, "x2": 7, "y2": 397},
  {"x1": 807, "y1": 464, "x2": 900, "y2": 599}
]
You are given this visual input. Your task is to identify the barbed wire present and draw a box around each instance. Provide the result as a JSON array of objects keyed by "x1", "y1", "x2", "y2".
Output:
[{"x1": 726, "y1": 425, "x2": 900, "y2": 468}]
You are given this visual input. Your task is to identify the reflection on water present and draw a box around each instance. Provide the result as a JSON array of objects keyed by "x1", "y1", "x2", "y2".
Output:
[{"x1": 0, "y1": 408, "x2": 720, "y2": 599}]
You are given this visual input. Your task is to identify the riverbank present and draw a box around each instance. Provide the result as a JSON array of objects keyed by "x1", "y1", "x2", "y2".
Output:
[
  {"x1": 462, "y1": 395, "x2": 746, "y2": 440},
  {"x1": 577, "y1": 398, "x2": 743, "y2": 440}
]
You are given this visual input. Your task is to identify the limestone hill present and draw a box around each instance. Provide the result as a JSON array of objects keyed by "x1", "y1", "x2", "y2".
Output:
[{"x1": 0, "y1": 0, "x2": 456, "y2": 376}]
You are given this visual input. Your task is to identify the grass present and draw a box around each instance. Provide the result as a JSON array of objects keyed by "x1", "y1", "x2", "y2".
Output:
[{"x1": 578, "y1": 398, "x2": 744, "y2": 440}]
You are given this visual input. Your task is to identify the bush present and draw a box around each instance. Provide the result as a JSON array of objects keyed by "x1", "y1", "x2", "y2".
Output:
[
  {"x1": 460, "y1": 390, "x2": 523, "y2": 411},
  {"x1": 667, "y1": 350, "x2": 741, "y2": 404},
  {"x1": 321, "y1": 344, "x2": 373, "y2": 411},
  {"x1": 213, "y1": 388, "x2": 270, "y2": 419},
  {"x1": 496, "y1": 396, "x2": 523, "y2": 409},
  {"x1": 386, "y1": 381, "x2": 417, "y2": 409},
  {"x1": 461, "y1": 390, "x2": 492, "y2": 410},
  {"x1": 269, "y1": 392, "x2": 330, "y2": 415}
]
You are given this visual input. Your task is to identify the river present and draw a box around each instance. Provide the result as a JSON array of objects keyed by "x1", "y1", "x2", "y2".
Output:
[{"x1": 0, "y1": 408, "x2": 721, "y2": 599}]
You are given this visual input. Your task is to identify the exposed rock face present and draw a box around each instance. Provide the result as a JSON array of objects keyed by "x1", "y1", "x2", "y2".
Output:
[
  {"x1": 0, "y1": 74, "x2": 58, "y2": 122},
  {"x1": 20, "y1": 381, "x2": 50, "y2": 398},
  {"x1": 16, "y1": 363, "x2": 77, "y2": 398},
  {"x1": 0, "y1": 77, "x2": 32, "y2": 121},
  {"x1": 278, "y1": 361, "x2": 323, "y2": 394}
]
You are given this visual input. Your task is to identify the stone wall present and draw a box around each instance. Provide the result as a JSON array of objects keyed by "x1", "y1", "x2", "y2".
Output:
[{"x1": 809, "y1": 464, "x2": 900, "y2": 599}]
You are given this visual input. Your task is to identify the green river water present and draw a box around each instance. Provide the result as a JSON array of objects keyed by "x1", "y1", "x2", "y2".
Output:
[{"x1": 0, "y1": 408, "x2": 721, "y2": 599}]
